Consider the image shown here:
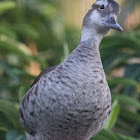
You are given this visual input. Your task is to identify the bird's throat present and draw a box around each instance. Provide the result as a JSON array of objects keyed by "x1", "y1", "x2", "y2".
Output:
[{"x1": 80, "y1": 26, "x2": 103, "y2": 44}]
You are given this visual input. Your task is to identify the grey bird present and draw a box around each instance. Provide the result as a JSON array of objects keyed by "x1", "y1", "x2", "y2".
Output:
[{"x1": 19, "y1": 0, "x2": 123, "y2": 140}]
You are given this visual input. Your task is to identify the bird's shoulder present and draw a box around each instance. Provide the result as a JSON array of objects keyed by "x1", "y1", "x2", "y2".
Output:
[{"x1": 31, "y1": 66, "x2": 57, "y2": 87}]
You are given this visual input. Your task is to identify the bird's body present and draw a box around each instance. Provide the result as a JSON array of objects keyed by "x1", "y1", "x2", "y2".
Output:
[{"x1": 19, "y1": 0, "x2": 122, "y2": 139}]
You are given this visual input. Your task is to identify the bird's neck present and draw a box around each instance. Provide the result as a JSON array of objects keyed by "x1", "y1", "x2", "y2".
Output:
[
  {"x1": 63, "y1": 26, "x2": 105, "y2": 69},
  {"x1": 80, "y1": 26, "x2": 103, "y2": 45},
  {"x1": 76, "y1": 26, "x2": 104, "y2": 58},
  {"x1": 63, "y1": 27, "x2": 104, "y2": 70},
  {"x1": 66, "y1": 26, "x2": 105, "y2": 69},
  {"x1": 61, "y1": 27, "x2": 105, "y2": 76}
]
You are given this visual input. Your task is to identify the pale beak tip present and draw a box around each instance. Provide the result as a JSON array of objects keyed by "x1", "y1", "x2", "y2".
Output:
[{"x1": 118, "y1": 26, "x2": 123, "y2": 32}]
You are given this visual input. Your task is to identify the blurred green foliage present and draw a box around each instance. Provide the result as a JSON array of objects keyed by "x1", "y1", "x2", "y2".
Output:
[{"x1": 0, "y1": 0, "x2": 140, "y2": 140}]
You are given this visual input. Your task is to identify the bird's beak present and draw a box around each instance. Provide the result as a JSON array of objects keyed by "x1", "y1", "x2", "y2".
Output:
[{"x1": 103, "y1": 15, "x2": 123, "y2": 32}]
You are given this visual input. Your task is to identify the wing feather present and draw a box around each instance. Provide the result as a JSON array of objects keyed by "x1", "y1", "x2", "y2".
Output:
[{"x1": 31, "y1": 66, "x2": 57, "y2": 87}]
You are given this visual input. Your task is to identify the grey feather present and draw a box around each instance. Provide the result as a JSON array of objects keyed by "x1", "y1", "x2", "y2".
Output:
[{"x1": 31, "y1": 66, "x2": 57, "y2": 87}]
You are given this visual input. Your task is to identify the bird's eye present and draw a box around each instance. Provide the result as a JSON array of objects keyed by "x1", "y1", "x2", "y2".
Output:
[{"x1": 99, "y1": 5, "x2": 104, "y2": 10}]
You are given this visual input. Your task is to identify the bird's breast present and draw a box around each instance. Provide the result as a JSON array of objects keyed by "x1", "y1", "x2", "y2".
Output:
[
  {"x1": 39, "y1": 66, "x2": 111, "y2": 127},
  {"x1": 19, "y1": 61, "x2": 111, "y2": 140}
]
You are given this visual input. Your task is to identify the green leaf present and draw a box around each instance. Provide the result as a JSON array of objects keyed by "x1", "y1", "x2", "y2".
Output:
[
  {"x1": 107, "y1": 78, "x2": 138, "y2": 87},
  {"x1": 0, "y1": 130, "x2": 6, "y2": 140},
  {"x1": 0, "y1": 35, "x2": 41, "y2": 63},
  {"x1": 18, "y1": 86, "x2": 29, "y2": 103},
  {"x1": 120, "y1": 109, "x2": 140, "y2": 125},
  {"x1": 6, "y1": 130, "x2": 25, "y2": 140},
  {"x1": 105, "y1": 100, "x2": 119, "y2": 130},
  {"x1": 0, "y1": 100, "x2": 23, "y2": 133},
  {"x1": 117, "y1": 134, "x2": 140, "y2": 140},
  {"x1": 91, "y1": 129, "x2": 119, "y2": 140},
  {"x1": 11, "y1": 24, "x2": 39, "y2": 39},
  {"x1": 0, "y1": 35, "x2": 31, "y2": 55},
  {"x1": 0, "y1": 26, "x2": 16, "y2": 39},
  {"x1": 0, "y1": 1, "x2": 16, "y2": 15},
  {"x1": 112, "y1": 94, "x2": 140, "y2": 110},
  {"x1": 61, "y1": 42, "x2": 69, "y2": 61}
]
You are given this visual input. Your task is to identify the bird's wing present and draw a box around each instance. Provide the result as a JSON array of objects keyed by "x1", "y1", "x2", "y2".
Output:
[{"x1": 31, "y1": 66, "x2": 57, "y2": 87}]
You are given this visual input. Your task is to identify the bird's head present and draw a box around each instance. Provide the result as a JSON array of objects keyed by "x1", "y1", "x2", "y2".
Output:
[{"x1": 83, "y1": 0, "x2": 123, "y2": 35}]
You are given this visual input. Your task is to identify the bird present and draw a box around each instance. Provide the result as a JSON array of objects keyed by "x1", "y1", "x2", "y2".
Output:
[{"x1": 19, "y1": 0, "x2": 123, "y2": 140}]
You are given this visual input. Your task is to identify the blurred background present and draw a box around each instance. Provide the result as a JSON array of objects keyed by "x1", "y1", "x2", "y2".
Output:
[{"x1": 0, "y1": 0, "x2": 140, "y2": 140}]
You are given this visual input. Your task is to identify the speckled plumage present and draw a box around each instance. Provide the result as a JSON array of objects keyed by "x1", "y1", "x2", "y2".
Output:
[{"x1": 19, "y1": 0, "x2": 122, "y2": 139}]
